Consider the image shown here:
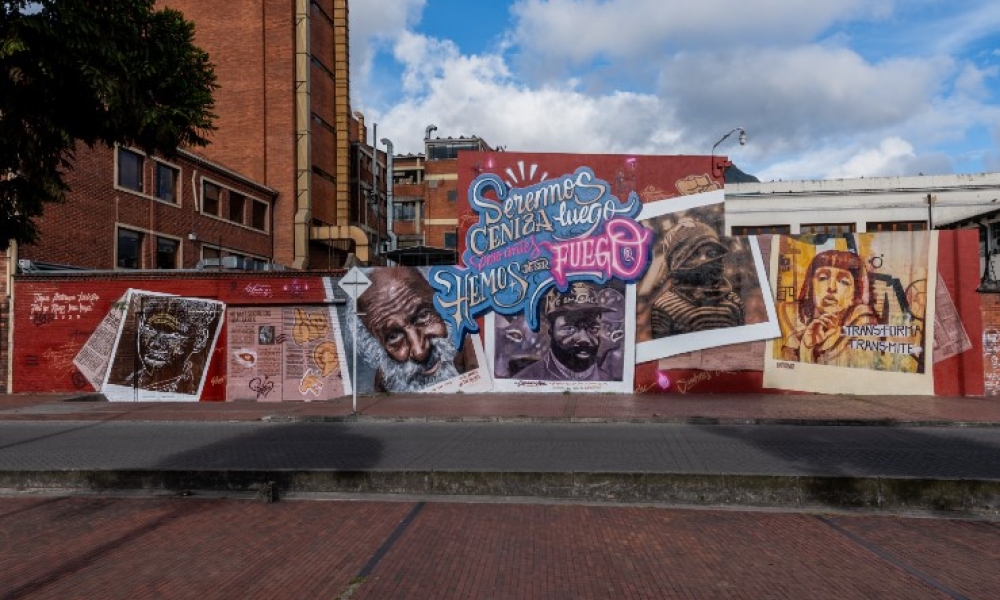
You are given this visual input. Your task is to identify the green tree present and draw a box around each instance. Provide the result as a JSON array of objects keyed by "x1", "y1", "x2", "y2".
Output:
[{"x1": 0, "y1": 0, "x2": 217, "y2": 246}]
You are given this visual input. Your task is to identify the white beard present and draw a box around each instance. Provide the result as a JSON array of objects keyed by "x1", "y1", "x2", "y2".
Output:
[{"x1": 351, "y1": 313, "x2": 461, "y2": 392}]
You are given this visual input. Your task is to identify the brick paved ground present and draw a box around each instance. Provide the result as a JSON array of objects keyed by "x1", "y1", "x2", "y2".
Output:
[
  {"x1": 2, "y1": 392, "x2": 1000, "y2": 425},
  {"x1": 2, "y1": 495, "x2": 998, "y2": 600}
]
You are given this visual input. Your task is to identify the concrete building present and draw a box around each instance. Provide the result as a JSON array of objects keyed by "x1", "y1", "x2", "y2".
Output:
[
  {"x1": 725, "y1": 172, "x2": 1000, "y2": 284},
  {"x1": 158, "y1": 0, "x2": 377, "y2": 268},
  {"x1": 386, "y1": 128, "x2": 493, "y2": 265}
]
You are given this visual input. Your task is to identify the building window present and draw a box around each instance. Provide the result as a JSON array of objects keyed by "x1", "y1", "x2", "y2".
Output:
[
  {"x1": 251, "y1": 200, "x2": 268, "y2": 231},
  {"x1": 447, "y1": 190, "x2": 457, "y2": 202},
  {"x1": 117, "y1": 229, "x2": 143, "y2": 269},
  {"x1": 117, "y1": 148, "x2": 144, "y2": 192},
  {"x1": 394, "y1": 202, "x2": 417, "y2": 221},
  {"x1": 989, "y1": 223, "x2": 1000, "y2": 255},
  {"x1": 155, "y1": 162, "x2": 178, "y2": 203},
  {"x1": 731, "y1": 225, "x2": 790, "y2": 236},
  {"x1": 800, "y1": 223, "x2": 855, "y2": 235},
  {"x1": 202, "y1": 246, "x2": 221, "y2": 262},
  {"x1": 156, "y1": 237, "x2": 178, "y2": 269},
  {"x1": 444, "y1": 232, "x2": 458, "y2": 249},
  {"x1": 202, "y1": 181, "x2": 220, "y2": 216},
  {"x1": 229, "y1": 191, "x2": 246, "y2": 224},
  {"x1": 866, "y1": 221, "x2": 927, "y2": 233}
]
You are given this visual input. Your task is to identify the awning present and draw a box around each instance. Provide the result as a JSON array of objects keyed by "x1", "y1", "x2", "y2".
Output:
[{"x1": 383, "y1": 245, "x2": 457, "y2": 266}]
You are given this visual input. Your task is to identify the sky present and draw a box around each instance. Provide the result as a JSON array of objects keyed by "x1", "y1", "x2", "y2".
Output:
[{"x1": 349, "y1": 0, "x2": 1000, "y2": 182}]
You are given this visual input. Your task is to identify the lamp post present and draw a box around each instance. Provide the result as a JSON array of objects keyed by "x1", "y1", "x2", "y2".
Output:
[{"x1": 711, "y1": 127, "x2": 747, "y2": 179}]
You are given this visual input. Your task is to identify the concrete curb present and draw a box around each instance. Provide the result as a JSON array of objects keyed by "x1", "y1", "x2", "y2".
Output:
[
  {"x1": 2, "y1": 469, "x2": 998, "y2": 515},
  {"x1": 261, "y1": 414, "x2": 1000, "y2": 428}
]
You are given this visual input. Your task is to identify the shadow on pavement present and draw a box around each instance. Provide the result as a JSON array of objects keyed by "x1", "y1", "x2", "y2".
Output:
[{"x1": 697, "y1": 424, "x2": 1000, "y2": 512}]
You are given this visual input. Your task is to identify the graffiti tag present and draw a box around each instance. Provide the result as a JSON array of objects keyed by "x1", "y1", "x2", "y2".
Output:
[{"x1": 249, "y1": 375, "x2": 275, "y2": 399}]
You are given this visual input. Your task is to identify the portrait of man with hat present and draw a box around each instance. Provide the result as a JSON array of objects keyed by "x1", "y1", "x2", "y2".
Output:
[{"x1": 514, "y1": 281, "x2": 617, "y2": 381}]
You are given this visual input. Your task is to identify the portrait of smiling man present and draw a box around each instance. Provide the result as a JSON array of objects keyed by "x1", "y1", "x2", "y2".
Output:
[
  {"x1": 353, "y1": 267, "x2": 478, "y2": 393},
  {"x1": 514, "y1": 282, "x2": 616, "y2": 382}
]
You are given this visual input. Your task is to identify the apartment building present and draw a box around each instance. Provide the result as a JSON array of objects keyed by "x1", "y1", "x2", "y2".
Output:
[{"x1": 387, "y1": 129, "x2": 493, "y2": 265}]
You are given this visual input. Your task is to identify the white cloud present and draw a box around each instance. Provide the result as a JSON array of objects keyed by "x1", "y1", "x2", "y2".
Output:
[
  {"x1": 659, "y1": 45, "x2": 950, "y2": 154},
  {"x1": 508, "y1": 0, "x2": 883, "y2": 65},
  {"x1": 351, "y1": 0, "x2": 1000, "y2": 179},
  {"x1": 369, "y1": 32, "x2": 673, "y2": 156},
  {"x1": 349, "y1": 0, "x2": 426, "y2": 105}
]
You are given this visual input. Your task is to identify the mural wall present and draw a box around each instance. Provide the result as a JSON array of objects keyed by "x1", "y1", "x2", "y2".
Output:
[{"x1": 10, "y1": 152, "x2": 989, "y2": 398}]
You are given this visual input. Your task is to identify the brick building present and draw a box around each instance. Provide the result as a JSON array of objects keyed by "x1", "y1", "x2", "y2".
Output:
[
  {"x1": 158, "y1": 0, "x2": 381, "y2": 268},
  {"x1": 17, "y1": 145, "x2": 277, "y2": 272},
  {"x1": 387, "y1": 129, "x2": 493, "y2": 265}
]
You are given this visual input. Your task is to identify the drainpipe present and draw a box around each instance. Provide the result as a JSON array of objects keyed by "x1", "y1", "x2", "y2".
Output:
[
  {"x1": 6, "y1": 240, "x2": 16, "y2": 392},
  {"x1": 372, "y1": 123, "x2": 378, "y2": 259},
  {"x1": 381, "y1": 138, "x2": 396, "y2": 254}
]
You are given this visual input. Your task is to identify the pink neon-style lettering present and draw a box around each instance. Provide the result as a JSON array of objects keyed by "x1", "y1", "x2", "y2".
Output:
[{"x1": 544, "y1": 219, "x2": 650, "y2": 287}]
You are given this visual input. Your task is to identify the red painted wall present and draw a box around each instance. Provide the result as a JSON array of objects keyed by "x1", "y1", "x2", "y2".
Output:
[{"x1": 14, "y1": 272, "x2": 332, "y2": 397}]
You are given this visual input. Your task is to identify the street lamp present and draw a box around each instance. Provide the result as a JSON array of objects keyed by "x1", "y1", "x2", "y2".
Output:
[{"x1": 711, "y1": 127, "x2": 747, "y2": 179}]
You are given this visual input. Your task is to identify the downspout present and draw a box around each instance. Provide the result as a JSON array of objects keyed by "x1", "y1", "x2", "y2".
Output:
[
  {"x1": 421, "y1": 124, "x2": 436, "y2": 247},
  {"x1": 381, "y1": 138, "x2": 396, "y2": 254},
  {"x1": 292, "y1": 0, "x2": 312, "y2": 269},
  {"x1": 372, "y1": 122, "x2": 378, "y2": 259},
  {"x1": 6, "y1": 240, "x2": 16, "y2": 393}
]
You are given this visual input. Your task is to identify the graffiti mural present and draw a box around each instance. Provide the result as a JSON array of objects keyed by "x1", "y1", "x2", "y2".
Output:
[
  {"x1": 487, "y1": 279, "x2": 636, "y2": 393},
  {"x1": 102, "y1": 291, "x2": 225, "y2": 401},
  {"x1": 343, "y1": 267, "x2": 492, "y2": 394},
  {"x1": 635, "y1": 190, "x2": 778, "y2": 362},
  {"x1": 430, "y1": 163, "x2": 652, "y2": 347},
  {"x1": 9, "y1": 155, "x2": 989, "y2": 399},
  {"x1": 226, "y1": 305, "x2": 350, "y2": 401},
  {"x1": 764, "y1": 232, "x2": 937, "y2": 395}
]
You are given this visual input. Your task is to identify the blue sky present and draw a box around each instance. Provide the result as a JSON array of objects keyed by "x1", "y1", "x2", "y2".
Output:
[{"x1": 350, "y1": 0, "x2": 1000, "y2": 181}]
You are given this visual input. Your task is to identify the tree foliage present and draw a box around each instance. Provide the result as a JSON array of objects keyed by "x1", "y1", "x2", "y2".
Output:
[{"x1": 0, "y1": 0, "x2": 217, "y2": 246}]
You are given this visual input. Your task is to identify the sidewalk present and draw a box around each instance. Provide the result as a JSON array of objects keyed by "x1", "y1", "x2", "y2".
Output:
[
  {"x1": 1, "y1": 391, "x2": 1000, "y2": 425},
  {"x1": 3, "y1": 392, "x2": 1000, "y2": 514}
]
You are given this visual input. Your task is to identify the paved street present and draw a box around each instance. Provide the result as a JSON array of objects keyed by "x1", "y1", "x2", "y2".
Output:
[
  {"x1": 2, "y1": 393, "x2": 999, "y2": 598},
  {"x1": 2, "y1": 494, "x2": 999, "y2": 600},
  {"x1": 2, "y1": 420, "x2": 1000, "y2": 478}
]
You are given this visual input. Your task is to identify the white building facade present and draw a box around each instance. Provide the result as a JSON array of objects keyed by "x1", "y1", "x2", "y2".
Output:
[{"x1": 725, "y1": 172, "x2": 1000, "y2": 285}]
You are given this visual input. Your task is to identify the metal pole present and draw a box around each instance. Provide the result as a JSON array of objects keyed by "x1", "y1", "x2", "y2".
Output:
[{"x1": 352, "y1": 298, "x2": 358, "y2": 415}]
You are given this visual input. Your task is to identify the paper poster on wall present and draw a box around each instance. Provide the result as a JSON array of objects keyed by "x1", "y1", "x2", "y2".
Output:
[
  {"x1": 73, "y1": 292, "x2": 129, "y2": 390},
  {"x1": 635, "y1": 190, "x2": 779, "y2": 362},
  {"x1": 226, "y1": 305, "x2": 350, "y2": 401},
  {"x1": 103, "y1": 290, "x2": 225, "y2": 402},
  {"x1": 486, "y1": 280, "x2": 637, "y2": 393},
  {"x1": 763, "y1": 231, "x2": 937, "y2": 395},
  {"x1": 341, "y1": 267, "x2": 492, "y2": 394}
]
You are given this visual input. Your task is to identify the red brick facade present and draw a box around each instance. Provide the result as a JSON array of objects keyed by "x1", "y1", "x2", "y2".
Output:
[
  {"x1": 19, "y1": 145, "x2": 276, "y2": 271},
  {"x1": 159, "y1": 0, "x2": 358, "y2": 268}
]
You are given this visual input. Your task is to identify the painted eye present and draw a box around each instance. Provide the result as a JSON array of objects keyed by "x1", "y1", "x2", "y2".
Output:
[{"x1": 505, "y1": 330, "x2": 524, "y2": 343}]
